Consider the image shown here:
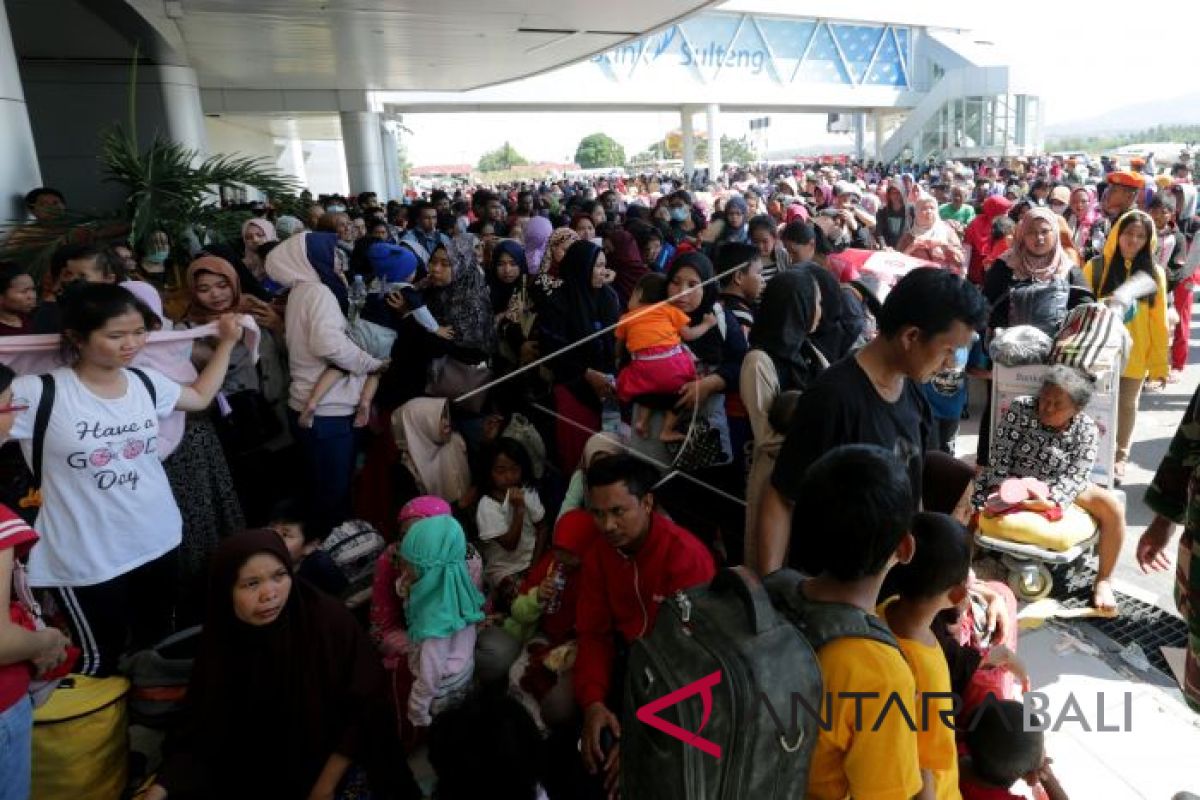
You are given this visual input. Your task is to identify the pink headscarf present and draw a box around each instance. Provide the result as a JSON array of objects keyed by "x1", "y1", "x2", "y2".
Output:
[
  {"x1": 1000, "y1": 207, "x2": 1075, "y2": 282},
  {"x1": 785, "y1": 203, "x2": 810, "y2": 224},
  {"x1": 398, "y1": 495, "x2": 452, "y2": 525}
]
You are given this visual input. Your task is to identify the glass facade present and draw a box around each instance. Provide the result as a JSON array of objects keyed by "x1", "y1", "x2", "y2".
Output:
[{"x1": 907, "y1": 92, "x2": 1041, "y2": 160}]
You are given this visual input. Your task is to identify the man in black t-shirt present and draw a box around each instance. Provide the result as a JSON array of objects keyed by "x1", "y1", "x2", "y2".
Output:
[{"x1": 756, "y1": 268, "x2": 987, "y2": 574}]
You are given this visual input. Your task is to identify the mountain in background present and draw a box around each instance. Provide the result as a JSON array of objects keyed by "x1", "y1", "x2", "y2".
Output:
[{"x1": 1047, "y1": 91, "x2": 1200, "y2": 136}]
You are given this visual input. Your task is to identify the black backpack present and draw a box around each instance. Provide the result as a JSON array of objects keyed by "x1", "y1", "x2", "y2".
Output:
[
  {"x1": 1, "y1": 369, "x2": 157, "y2": 523},
  {"x1": 620, "y1": 567, "x2": 900, "y2": 799}
]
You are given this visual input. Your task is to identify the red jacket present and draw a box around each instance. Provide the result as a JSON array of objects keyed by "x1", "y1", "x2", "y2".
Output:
[
  {"x1": 963, "y1": 195, "x2": 1014, "y2": 285},
  {"x1": 573, "y1": 513, "x2": 716, "y2": 709}
]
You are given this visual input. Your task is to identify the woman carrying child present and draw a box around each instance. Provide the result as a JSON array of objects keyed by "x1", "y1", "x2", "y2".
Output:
[
  {"x1": 615, "y1": 271, "x2": 717, "y2": 442},
  {"x1": 266, "y1": 232, "x2": 388, "y2": 530}
]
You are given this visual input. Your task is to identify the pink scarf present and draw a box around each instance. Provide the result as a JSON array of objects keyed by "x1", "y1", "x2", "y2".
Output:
[{"x1": 0, "y1": 314, "x2": 261, "y2": 460}]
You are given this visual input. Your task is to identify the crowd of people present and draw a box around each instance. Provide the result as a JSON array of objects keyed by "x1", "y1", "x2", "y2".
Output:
[{"x1": 0, "y1": 148, "x2": 1198, "y2": 800}]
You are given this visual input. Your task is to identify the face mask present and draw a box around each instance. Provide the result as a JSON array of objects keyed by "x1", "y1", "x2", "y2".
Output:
[
  {"x1": 327, "y1": 204, "x2": 346, "y2": 214},
  {"x1": 145, "y1": 250, "x2": 169, "y2": 264},
  {"x1": 670, "y1": 207, "x2": 689, "y2": 222}
]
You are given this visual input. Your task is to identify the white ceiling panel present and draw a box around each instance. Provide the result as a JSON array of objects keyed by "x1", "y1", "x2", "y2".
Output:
[{"x1": 152, "y1": 0, "x2": 716, "y2": 92}]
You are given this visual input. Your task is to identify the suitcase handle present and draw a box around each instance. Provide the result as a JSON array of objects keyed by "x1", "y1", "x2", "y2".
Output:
[{"x1": 710, "y1": 566, "x2": 775, "y2": 636}]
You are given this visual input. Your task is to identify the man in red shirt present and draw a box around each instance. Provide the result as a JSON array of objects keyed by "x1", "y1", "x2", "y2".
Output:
[{"x1": 576, "y1": 454, "x2": 716, "y2": 796}]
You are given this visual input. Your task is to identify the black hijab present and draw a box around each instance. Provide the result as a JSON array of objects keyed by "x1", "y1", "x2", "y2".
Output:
[
  {"x1": 667, "y1": 251, "x2": 723, "y2": 365},
  {"x1": 159, "y1": 530, "x2": 414, "y2": 799},
  {"x1": 487, "y1": 239, "x2": 527, "y2": 314},
  {"x1": 807, "y1": 263, "x2": 853, "y2": 362},
  {"x1": 556, "y1": 240, "x2": 619, "y2": 365},
  {"x1": 750, "y1": 266, "x2": 821, "y2": 392}
]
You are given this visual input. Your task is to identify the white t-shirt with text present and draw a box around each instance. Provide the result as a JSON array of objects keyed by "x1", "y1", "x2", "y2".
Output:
[{"x1": 9, "y1": 367, "x2": 183, "y2": 587}]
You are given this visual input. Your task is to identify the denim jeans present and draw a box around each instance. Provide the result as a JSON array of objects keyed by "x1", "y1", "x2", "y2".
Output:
[
  {"x1": 0, "y1": 695, "x2": 33, "y2": 800},
  {"x1": 288, "y1": 411, "x2": 357, "y2": 528}
]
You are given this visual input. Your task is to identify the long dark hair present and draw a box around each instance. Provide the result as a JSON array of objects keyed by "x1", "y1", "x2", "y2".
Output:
[
  {"x1": 59, "y1": 282, "x2": 155, "y2": 364},
  {"x1": 1102, "y1": 212, "x2": 1158, "y2": 305}
]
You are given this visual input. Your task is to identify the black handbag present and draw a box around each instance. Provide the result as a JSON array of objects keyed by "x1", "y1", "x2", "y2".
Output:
[{"x1": 664, "y1": 413, "x2": 726, "y2": 471}]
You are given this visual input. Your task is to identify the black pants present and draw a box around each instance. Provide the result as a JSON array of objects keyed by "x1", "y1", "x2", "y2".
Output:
[
  {"x1": 932, "y1": 417, "x2": 960, "y2": 456},
  {"x1": 53, "y1": 548, "x2": 179, "y2": 677}
]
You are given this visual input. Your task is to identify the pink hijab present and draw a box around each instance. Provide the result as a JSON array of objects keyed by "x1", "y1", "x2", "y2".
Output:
[{"x1": 1001, "y1": 207, "x2": 1075, "y2": 282}]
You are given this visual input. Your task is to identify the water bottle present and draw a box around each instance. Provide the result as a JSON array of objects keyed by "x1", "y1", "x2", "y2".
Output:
[
  {"x1": 601, "y1": 396, "x2": 621, "y2": 434},
  {"x1": 348, "y1": 274, "x2": 367, "y2": 321},
  {"x1": 545, "y1": 562, "x2": 567, "y2": 615}
]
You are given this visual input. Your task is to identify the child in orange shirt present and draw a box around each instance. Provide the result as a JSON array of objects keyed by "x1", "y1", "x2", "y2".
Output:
[{"x1": 615, "y1": 273, "x2": 716, "y2": 441}]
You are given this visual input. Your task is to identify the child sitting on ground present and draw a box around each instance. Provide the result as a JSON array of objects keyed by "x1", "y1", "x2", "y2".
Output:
[
  {"x1": 960, "y1": 700, "x2": 1069, "y2": 800},
  {"x1": 476, "y1": 438, "x2": 548, "y2": 609},
  {"x1": 398, "y1": 515, "x2": 486, "y2": 730},
  {"x1": 267, "y1": 498, "x2": 348, "y2": 597},
  {"x1": 879, "y1": 512, "x2": 974, "y2": 799},
  {"x1": 787, "y1": 444, "x2": 927, "y2": 800},
  {"x1": 614, "y1": 272, "x2": 717, "y2": 442}
]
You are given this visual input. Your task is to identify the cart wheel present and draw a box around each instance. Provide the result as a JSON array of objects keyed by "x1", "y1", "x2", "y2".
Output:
[{"x1": 1008, "y1": 563, "x2": 1053, "y2": 601}]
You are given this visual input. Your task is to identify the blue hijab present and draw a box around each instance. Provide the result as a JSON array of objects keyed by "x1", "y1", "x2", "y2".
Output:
[{"x1": 305, "y1": 231, "x2": 350, "y2": 314}]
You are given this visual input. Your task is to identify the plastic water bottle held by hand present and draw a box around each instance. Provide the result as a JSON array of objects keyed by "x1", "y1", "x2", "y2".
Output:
[
  {"x1": 545, "y1": 562, "x2": 567, "y2": 615},
  {"x1": 349, "y1": 274, "x2": 368, "y2": 321}
]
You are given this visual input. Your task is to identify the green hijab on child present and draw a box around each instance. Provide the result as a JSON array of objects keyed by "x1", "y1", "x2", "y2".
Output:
[{"x1": 400, "y1": 515, "x2": 486, "y2": 642}]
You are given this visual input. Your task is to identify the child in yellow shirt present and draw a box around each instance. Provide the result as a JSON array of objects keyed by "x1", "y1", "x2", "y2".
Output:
[
  {"x1": 787, "y1": 444, "x2": 930, "y2": 800},
  {"x1": 880, "y1": 512, "x2": 973, "y2": 800}
]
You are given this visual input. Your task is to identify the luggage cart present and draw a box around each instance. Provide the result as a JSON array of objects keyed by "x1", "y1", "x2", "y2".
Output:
[{"x1": 975, "y1": 360, "x2": 1121, "y2": 601}]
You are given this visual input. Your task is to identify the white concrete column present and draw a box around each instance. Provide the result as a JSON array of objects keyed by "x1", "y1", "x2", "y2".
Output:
[
  {"x1": 873, "y1": 111, "x2": 885, "y2": 161},
  {"x1": 0, "y1": 0, "x2": 42, "y2": 220},
  {"x1": 680, "y1": 108, "x2": 696, "y2": 178},
  {"x1": 854, "y1": 113, "x2": 866, "y2": 161},
  {"x1": 156, "y1": 65, "x2": 209, "y2": 157},
  {"x1": 339, "y1": 110, "x2": 386, "y2": 197},
  {"x1": 380, "y1": 122, "x2": 402, "y2": 201},
  {"x1": 705, "y1": 103, "x2": 721, "y2": 181},
  {"x1": 285, "y1": 135, "x2": 309, "y2": 190}
]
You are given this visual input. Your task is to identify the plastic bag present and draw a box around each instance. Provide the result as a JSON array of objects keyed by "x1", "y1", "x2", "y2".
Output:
[{"x1": 988, "y1": 325, "x2": 1053, "y2": 366}]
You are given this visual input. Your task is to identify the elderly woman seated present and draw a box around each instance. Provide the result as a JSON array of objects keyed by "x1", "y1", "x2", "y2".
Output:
[{"x1": 972, "y1": 364, "x2": 1125, "y2": 612}]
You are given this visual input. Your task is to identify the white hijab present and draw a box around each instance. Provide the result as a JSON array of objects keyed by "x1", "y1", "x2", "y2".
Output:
[{"x1": 392, "y1": 397, "x2": 470, "y2": 503}]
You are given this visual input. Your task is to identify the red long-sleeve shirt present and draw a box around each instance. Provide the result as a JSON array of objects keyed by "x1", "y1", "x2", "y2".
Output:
[{"x1": 573, "y1": 513, "x2": 715, "y2": 709}]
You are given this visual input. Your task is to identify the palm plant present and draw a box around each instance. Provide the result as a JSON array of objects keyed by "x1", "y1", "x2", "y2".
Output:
[{"x1": 1, "y1": 124, "x2": 303, "y2": 283}]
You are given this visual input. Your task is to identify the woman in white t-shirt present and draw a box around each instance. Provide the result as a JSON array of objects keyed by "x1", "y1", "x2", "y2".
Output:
[{"x1": 8, "y1": 283, "x2": 241, "y2": 676}]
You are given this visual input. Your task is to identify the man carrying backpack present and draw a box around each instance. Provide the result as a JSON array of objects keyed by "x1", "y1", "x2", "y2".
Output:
[{"x1": 576, "y1": 455, "x2": 716, "y2": 797}]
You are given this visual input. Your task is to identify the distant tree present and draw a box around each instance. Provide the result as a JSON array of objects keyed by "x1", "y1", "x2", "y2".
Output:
[
  {"x1": 575, "y1": 133, "x2": 627, "y2": 169},
  {"x1": 478, "y1": 142, "x2": 528, "y2": 172},
  {"x1": 696, "y1": 135, "x2": 758, "y2": 166}
]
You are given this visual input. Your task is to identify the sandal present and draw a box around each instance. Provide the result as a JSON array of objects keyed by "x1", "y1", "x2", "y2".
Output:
[
  {"x1": 1113, "y1": 460, "x2": 1126, "y2": 486},
  {"x1": 1168, "y1": 369, "x2": 1183, "y2": 384}
]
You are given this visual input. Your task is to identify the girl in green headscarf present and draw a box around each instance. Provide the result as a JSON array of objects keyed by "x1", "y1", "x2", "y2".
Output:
[{"x1": 399, "y1": 516, "x2": 486, "y2": 727}]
